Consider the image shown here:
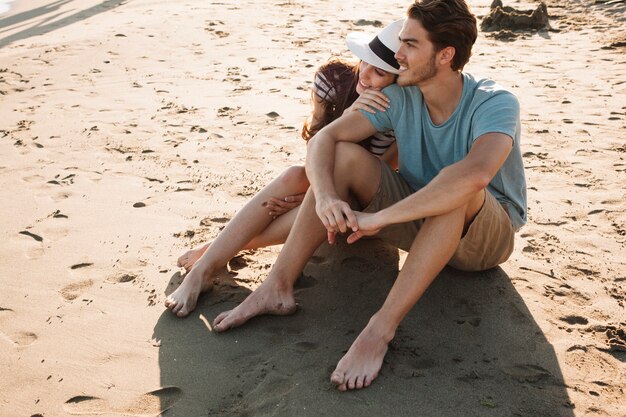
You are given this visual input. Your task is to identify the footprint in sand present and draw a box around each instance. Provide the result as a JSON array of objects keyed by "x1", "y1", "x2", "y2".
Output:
[
  {"x1": 294, "y1": 273, "x2": 317, "y2": 290},
  {"x1": 199, "y1": 215, "x2": 230, "y2": 226},
  {"x1": 340, "y1": 256, "x2": 377, "y2": 274},
  {"x1": 451, "y1": 297, "x2": 482, "y2": 327},
  {"x1": 559, "y1": 315, "x2": 589, "y2": 325},
  {"x1": 22, "y1": 174, "x2": 46, "y2": 183},
  {"x1": 308, "y1": 256, "x2": 326, "y2": 264},
  {"x1": 292, "y1": 341, "x2": 318, "y2": 352},
  {"x1": 106, "y1": 273, "x2": 136, "y2": 284},
  {"x1": 599, "y1": 326, "x2": 626, "y2": 360},
  {"x1": 63, "y1": 386, "x2": 182, "y2": 415},
  {"x1": 390, "y1": 356, "x2": 436, "y2": 379},
  {"x1": 2, "y1": 331, "x2": 38, "y2": 347},
  {"x1": 19, "y1": 230, "x2": 43, "y2": 242},
  {"x1": 60, "y1": 279, "x2": 94, "y2": 301},
  {"x1": 17, "y1": 230, "x2": 45, "y2": 259},
  {"x1": 70, "y1": 263, "x2": 94, "y2": 270},
  {"x1": 51, "y1": 191, "x2": 72, "y2": 202},
  {"x1": 502, "y1": 364, "x2": 552, "y2": 383}
]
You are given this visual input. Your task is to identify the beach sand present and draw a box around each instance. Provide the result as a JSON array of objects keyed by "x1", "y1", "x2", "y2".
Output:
[{"x1": 0, "y1": 0, "x2": 624, "y2": 416}]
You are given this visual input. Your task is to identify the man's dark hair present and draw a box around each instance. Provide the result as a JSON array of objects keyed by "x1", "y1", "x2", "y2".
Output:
[{"x1": 408, "y1": 0, "x2": 477, "y2": 71}]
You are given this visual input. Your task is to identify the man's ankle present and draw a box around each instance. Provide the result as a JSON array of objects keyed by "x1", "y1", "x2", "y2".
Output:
[{"x1": 264, "y1": 275, "x2": 295, "y2": 294}]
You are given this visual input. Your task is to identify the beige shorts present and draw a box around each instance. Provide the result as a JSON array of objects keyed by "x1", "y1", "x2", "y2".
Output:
[{"x1": 362, "y1": 161, "x2": 515, "y2": 271}]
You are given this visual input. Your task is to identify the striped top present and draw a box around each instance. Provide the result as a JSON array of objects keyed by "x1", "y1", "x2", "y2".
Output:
[{"x1": 314, "y1": 72, "x2": 396, "y2": 157}]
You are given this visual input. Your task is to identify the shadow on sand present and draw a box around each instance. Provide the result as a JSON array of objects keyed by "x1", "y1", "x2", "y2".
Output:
[
  {"x1": 0, "y1": 0, "x2": 126, "y2": 49},
  {"x1": 153, "y1": 238, "x2": 574, "y2": 417}
]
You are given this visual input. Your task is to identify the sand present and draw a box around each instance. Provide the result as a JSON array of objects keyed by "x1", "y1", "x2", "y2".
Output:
[{"x1": 0, "y1": 0, "x2": 624, "y2": 416}]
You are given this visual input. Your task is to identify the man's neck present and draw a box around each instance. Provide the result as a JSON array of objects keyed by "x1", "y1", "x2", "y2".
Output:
[{"x1": 420, "y1": 72, "x2": 464, "y2": 126}]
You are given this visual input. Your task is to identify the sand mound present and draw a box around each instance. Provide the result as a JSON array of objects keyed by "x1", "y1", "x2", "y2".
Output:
[{"x1": 481, "y1": 0, "x2": 550, "y2": 33}]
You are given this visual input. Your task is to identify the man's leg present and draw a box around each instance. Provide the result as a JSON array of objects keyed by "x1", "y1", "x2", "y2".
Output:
[
  {"x1": 213, "y1": 142, "x2": 382, "y2": 331},
  {"x1": 331, "y1": 189, "x2": 485, "y2": 391}
]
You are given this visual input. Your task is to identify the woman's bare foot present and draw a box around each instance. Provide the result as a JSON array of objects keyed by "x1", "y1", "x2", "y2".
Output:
[
  {"x1": 213, "y1": 281, "x2": 296, "y2": 332},
  {"x1": 330, "y1": 315, "x2": 394, "y2": 391},
  {"x1": 177, "y1": 242, "x2": 211, "y2": 272},
  {"x1": 164, "y1": 266, "x2": 214, "y2": 317}
]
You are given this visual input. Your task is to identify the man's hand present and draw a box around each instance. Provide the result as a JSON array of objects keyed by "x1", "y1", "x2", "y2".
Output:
[
  {"x1": 315, "y1": 195, "x2": 358, "y2": 244},
  {"x1": 346, "y1": 211, "x2": 384, "y2": 244},
  {"x1": 265, "y1": 193, "x2": 305, "y2": 217}
]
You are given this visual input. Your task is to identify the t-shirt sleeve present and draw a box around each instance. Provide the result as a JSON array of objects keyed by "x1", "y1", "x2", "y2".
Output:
[
  {"x1": 359, "y1": 84, "x2": 399, "y2": 133},
  {"x1": 471, "y1": 91, "x2": 520, "y2": 145}
]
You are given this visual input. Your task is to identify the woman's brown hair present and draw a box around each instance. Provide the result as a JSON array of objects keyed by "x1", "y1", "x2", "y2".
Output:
[{"x1": 301, "y1": 59, "x2": 360, "y2": 141}]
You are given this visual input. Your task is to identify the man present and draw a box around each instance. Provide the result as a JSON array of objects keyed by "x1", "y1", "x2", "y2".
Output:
[{"x1": 213, "y1": 0, "x2": 527, "y2": 392}]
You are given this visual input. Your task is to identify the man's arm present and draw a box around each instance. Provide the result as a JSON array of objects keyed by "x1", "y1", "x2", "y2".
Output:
[
  {"x1": 305, "y1": 111, "x2": 378, "y2": 234},
  {"x1": 348, "y1": 132, "x2": 513, "y2": 242}
]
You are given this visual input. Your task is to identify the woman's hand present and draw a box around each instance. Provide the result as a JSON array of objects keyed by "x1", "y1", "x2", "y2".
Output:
[
  {"x1": 343, "y1": 89, "x2": 390, "y2": 115},
  {"x1": 266, "y1": 193, "x2": 305, "y2": 217}
]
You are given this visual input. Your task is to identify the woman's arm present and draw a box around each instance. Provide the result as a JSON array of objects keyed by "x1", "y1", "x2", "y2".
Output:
[{"x1": 343, "y1": 89, "x2": 390, "y2": 115}]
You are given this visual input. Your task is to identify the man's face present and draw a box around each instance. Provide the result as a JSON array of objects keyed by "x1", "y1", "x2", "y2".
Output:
[{"x1": 394, "y1": 18, "x2": 438, "y2": 87}]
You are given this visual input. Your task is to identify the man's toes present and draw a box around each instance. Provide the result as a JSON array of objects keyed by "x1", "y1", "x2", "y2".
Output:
[
  {"x1": 213, "y1": 310, "x2": 231, "y2": 330},
  {"x1": 355, "y1": 375, "x2": 365, "y2": 390},
  {"x1": 363, "y1": 375, "x2": 373, "y2": 388},
  {"x1": 330, "y1": 369, "x2": 345, "y2": 386},
  {"x1": 347, "y1": 375, "x2": 357, "y2": 390},
  {"x1": 215, "y1": 314, "x2": 238, "y2": 332}
]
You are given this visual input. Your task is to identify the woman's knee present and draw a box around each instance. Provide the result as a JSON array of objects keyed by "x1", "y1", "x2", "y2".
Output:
[{"x1": 276, "y1": 165, "x2": 308, "y2": 191}]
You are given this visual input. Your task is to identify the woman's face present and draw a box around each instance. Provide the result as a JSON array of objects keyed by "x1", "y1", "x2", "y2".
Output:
[{"x1": 355, "y1": 61, "x2": 396, "y2": 95}]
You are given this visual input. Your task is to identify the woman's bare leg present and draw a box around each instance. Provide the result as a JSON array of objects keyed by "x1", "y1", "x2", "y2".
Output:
[
  {"x1": 177, "y1": 242, "x2": 211, "y2": 272},
  {"x1": 165, "y1": 166, "x2": 309, "y2": 317},
  {"x1": 176, "y1": 206, "x2": 300, "y2": 272}
]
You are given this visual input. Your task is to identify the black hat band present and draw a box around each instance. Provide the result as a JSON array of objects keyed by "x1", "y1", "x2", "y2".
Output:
[{"x1": 368, "y1": 36, "x2": 400, "y2": 70}]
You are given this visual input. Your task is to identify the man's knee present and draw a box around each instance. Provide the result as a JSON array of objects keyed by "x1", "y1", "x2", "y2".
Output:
[{"x1": 464, "y1": 189, "x2": 486, "y2": 230}]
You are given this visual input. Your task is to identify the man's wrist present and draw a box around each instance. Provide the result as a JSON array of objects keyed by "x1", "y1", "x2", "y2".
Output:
[{"x1": 373, "y1": 209, "x2": 390, "y2": 230}]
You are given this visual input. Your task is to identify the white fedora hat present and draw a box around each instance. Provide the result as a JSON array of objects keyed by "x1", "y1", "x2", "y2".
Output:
[{"x1": 346, "y1": 19, "x2": 404, "y2": 74}]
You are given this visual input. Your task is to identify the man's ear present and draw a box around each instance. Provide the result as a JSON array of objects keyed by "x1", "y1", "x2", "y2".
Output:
[{"x1": 438, "y1": 46, "x2": 456, "y2": 66}]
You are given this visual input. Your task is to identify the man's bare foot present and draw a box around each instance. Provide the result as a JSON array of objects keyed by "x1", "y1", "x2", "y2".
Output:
[
  {"x1": 213, "y1": 281, "x2": 296, "y2": 332},
  {"x1": 164, "y1": 267, "x2": 214, "y2": 317},
  {"x1": 177, "y1": 242, "x2": 211, "y2": 272},
  {"x1": 330, "y1": 315, "x2": 394, "y2": 391}
]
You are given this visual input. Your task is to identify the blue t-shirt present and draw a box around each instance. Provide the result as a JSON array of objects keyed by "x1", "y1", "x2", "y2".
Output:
[{"x1": 361, "y1": 73, "x2": 527, "y2": 230}]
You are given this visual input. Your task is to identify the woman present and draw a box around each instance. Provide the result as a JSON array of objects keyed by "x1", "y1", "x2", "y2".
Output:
[{"x1": 166, "y1": 19, "x2": 403, "y2": 317}]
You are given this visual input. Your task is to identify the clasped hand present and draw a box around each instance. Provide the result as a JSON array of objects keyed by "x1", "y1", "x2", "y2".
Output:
[{"x1": 315, "y1": 195, "x2": 382, "y2": 245}]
